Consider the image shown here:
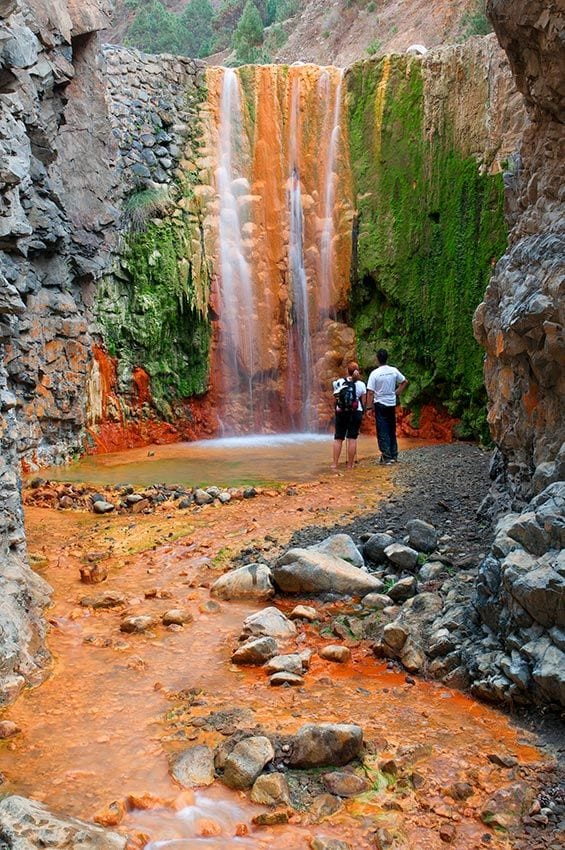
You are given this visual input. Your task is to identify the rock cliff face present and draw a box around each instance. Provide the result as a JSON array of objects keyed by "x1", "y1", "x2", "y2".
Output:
[
  {"x1": 0, "y1": 0, "x2": 116, "y2": 703},
  {"x1": 467, "y1": 0, "x2": 565, "y2": 706},
  {"x1": 473, "y1": 0, "x2": 565, "y2": 506}
]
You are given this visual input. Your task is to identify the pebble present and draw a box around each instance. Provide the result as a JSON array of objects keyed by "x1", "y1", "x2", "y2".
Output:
[{"x1": 0, "y1": 721, "x2": 20, "y2": 739}]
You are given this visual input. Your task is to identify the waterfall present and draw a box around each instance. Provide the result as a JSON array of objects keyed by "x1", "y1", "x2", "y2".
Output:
[
  {"x1": 216, "y1": 68, "x2": 255, "y2": 424},
  {"x1": 287, "y1": 76, "x2": 314, "y2": 431},
  {"x1": 320, "y1": 69, "x2": 343, "y2": 319}
]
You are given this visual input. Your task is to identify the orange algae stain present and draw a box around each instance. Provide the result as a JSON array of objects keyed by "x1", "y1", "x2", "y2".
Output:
[{"x1": 2, "y1": 460, "x2": 544, "y2": 850}]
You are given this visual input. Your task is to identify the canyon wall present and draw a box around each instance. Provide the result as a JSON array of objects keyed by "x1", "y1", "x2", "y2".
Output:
[{"x1": 0, "y1": 0, "x2": 116, "y2": 702}]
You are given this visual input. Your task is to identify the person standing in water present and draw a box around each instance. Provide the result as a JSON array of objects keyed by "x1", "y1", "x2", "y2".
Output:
[
  {"x1": 366, "y1": 349, "x2": 408, "y2": 465},
  {"x1": 332, "y1": 361, "x2": 366, "y2": 470}
]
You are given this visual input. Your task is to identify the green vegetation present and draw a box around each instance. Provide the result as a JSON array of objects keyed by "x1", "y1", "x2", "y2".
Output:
[
  {"x1": 347, "y1": 57, "x2": 507, "y2": 440},
  {"x1": 459, "y1": 0, "x2": 492, "y2": 39},
  {"x1": 366, "y1": 37, "x2": 381, "y2": 55},
  {"x1": 124, "y1": 0, "x2": 301, "y2": 60},
  {"x1": 233, "y1": 0, "x2": 265, "y2": 64},
  {"x1": 96, "y1": 97, "x2": 212, "y2": 411}
]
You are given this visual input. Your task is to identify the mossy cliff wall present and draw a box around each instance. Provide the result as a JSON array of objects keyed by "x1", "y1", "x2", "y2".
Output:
[
  {"x1": 89, "y1": 47, "x2": 215, "y2": 450},
  {"x1": 346, "y1": 36, "x2": 525, "y2": 438}
]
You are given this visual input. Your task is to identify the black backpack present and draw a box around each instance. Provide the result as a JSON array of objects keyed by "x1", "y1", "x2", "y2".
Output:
[{"x1": 337, "y1": 379, "x2": 358, "y2": 412}]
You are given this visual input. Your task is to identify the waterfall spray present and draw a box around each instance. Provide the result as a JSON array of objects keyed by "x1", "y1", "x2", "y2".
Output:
[
  {"x1": 287, "y1": 75, "x2": 314, "y2": 431},
  {"x1": 320, "y1": 69, "x2": 343, "y2": 319},
  {"x1": 216, "y1": 68, "x2": 255, "y2": 423}
]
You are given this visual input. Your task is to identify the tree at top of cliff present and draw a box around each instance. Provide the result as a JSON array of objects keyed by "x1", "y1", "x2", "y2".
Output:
[
  {"x1": 180, "y1": 0, "x2": 215, "y2": 57},
  {"x1": 233, "y1": 0, "x2": 265, "y2": 64}
]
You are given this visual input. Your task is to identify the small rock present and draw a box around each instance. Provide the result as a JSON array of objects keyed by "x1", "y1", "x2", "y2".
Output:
[
  {"x1": 0, "y1": 721, "x2": 20, "y2": 739},
  {"x1": 241, "y1": 607, "x2": 296, "y2": 639},
  {"x1": 119, "y1": 615, "x2": 158, "y2": 633},
  {"x1": 243, "y1": 487, "x2": 257, "y2": 499},
  {"x1": 126, "y1": 494, "x2": 144, "y2": 505},
  {"x1": 232, "y1": 636, "x2": 278, "y2": 665},
  {"x1": 265, "y1": 654, "x2": 304, "y2": 675},
  {"x1": 319, "y1": 645, "x2": 351, "y2": 663},
  {"x1": 79, "y1": 564, "x2": 108, "y2": 584},
  {"x1": 310, "y1": 838, "x2": 351, "y2": 850},
  {"x1": 221, "y1": 736, "x2": 274, "y2": 789},
  {"x1": 59, "y1": 495, "x2": 73, "y2": 509},
  {"x1": 162, "y1": 609, "x2": 193, "y2": 626},
  {"x1": 388, "y1": 576, "x2": 417, "y2": 602},
  {"x1": 447, "y1": 782, "x2": 474, "y2": 801},
  {"x1": 361, "y1": 593, "x2": 393, "y2": 610},
  {"x1": 219, "y1": 492, "x2": 231, "y2": 504},
  {"x1": 487, "y1": 753, "x2": 518, "y2": 768},
  {"x1": 384, "y1": 543, "x2": 419, "y2": 571},
  {"x1": 322, "y1": 771, "x2": 370, "y2": 797},
  {"x1": 289, "y1": 604, "x2": 318, "y2": 621},
  {"x1": 80, "y1": 591, "x2": 126, "y2": 609},
  {"x1": 407, "y1": 519, "x2": 439, "y2": 553},
  {"x1": 199, "y1": 600, "x2": 221, "y2": 614},
  {"x1": 171, "y1": 745, "x2": 215, "y2": 788},
  {"x1": 382, "y1": 622, "x2": 408, "y2": 652},
  {"x1": 194, "y1": 489, "x2": 213, "y2": 505},
  {"x1": 93, "y1": 500, "x2": 115, "y2": 514},
  {"x1": 363, "y1": 533, "x2": 395, "y2": 563},
  {"x1": 250, "y1": 772, "x2": 290, "y2": 806},
  {"x1": 252, "y1": 809, "x2": 289, "y2": 825},
  {"x1": 269, "y1": 671, "x2": 303, "y2": 686},
  {"x1": 309, "y1": 793, "x2": 342, "y2": 820}
]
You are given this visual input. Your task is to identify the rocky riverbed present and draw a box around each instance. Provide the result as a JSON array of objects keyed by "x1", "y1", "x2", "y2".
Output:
[{"x1": 0, "y1": 444, "x2": 563, "y2": 850}]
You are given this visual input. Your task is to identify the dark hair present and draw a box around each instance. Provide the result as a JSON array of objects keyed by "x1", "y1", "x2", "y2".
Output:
[{"x1": 377, "y1": 348, "x2": 388, "y2": 364}]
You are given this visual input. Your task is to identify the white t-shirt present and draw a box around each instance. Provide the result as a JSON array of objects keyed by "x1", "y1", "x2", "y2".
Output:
[
  {"x1": 367, "y1": 365, "x2": 405, "y2": 407},
  {"x1": 333, "y1": 378, "x2": 367, "y2": 411}
]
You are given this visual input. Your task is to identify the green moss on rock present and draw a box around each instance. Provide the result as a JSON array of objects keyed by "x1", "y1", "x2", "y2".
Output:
[{"x1": 347, "y1": 57, "x2": 507, "y2": 439}]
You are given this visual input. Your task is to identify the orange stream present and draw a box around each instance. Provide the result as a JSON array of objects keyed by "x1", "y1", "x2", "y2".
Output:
[{"x1": 2, "y1": 450, "x2": 542, "y2": 850}]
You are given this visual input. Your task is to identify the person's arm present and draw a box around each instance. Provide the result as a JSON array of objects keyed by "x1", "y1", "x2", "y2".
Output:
[
  {"x1": 366, "y1": 388, "x2": 374, "y2": 410},
  {"x1": 396, "y1": 377, "x2": 408, "y2": 398}
]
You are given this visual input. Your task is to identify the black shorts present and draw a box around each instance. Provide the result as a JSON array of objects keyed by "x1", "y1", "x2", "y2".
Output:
[{"x1": 334, "y1": 410, "x2": 363, "y2": 441}]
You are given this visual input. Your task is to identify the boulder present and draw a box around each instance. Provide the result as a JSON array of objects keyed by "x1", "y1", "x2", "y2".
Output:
[
  {"x1": 240, "y1": 607, "x2": 297, "y2": 639},
  {"x1": 319, "y1": 645, "x2": 351, "y2": 663},
  {"x1": 288, "y1": 724, "x2": 363, "y2": 768},
  {"x1": 481, "y1": 782, "x2": 534, "y2": 831},
  {"x1": 532, "y1": 644, "x2": 565, "y2": 705},
  {"x1": 232, "y1": 636, "x2": 278, "y2": 665},
  {"x1": 0, "y1": 797, "x2": 126, "y2": 850},
  {"x1": 406, "y1": 519, "x2": 439, "y2": 553},
  {"x1": 210, "y1": 564, "x2": 275, "y2": 601},
  {"x1": 400, "y1": 639, "x2": 426, "y2": 673},
  {"x1": 309, "y1": 534, "x2": 364, "y2": 567},
  {"x1": 384, "y1": 543, "x2": 419, "y2": 571},
  {"x1": 382, "y1": 623, "x2": 408, "y2": 652},
  {"x1": 363, "y1": 533, "x2": 395, "y2": 563},
  {"x1": 273, "y1": 548, "x2": 383, "y2": 596},
  {"x1": 221, "y1": 736, "x2": 274, "y2": 789},
  {"x1": 503, "y1": 555, "x2": 564, "y2": 628},
  {"x1": 171, "y1": 745, "x2": 215, "y2": 788},
  {"x1": 265, "y1": 654, "x2": 304, "y2": 675},
  {"x1": 250, "y1": 772, "x2": 290, "y2": 806}
]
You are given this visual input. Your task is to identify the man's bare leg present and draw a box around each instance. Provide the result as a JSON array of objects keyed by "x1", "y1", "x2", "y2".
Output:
[
  {"x1": 346, "y1": 437, "x2": 357, "y2": 469},
  {"x1": 332, "y1": 439, "x2": 343, "y2": 469}
]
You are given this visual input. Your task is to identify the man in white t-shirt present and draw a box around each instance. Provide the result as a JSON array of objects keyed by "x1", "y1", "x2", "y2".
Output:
[{"x1": 366, "y1": 349, "x2": 408, "y2": 465}]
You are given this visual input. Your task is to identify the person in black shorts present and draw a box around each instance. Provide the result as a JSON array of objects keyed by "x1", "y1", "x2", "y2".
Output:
[{"x1": 332, "y1": 361, "x2": 367, "y2": 470}]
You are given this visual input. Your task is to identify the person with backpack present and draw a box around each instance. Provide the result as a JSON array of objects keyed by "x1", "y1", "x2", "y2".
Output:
[
  {"x1": 366, "y1": 348, "x2": 408, "y2": 465},
  {"x1": 331, "y1": 361, "x2": 367, "y2": 470}
]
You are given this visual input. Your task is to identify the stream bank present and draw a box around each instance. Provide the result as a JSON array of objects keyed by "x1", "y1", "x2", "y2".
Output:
[{"x1": 0, "y1": 443, "x2": 563, "y2": 850}]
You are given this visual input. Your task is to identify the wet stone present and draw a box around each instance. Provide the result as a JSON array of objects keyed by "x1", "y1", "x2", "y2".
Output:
[
  {"x1": 289, "y1": 604, "x2": 318, "y2": 621},
  {"x1": 80, "y1": 591, "x2": 126, "y2": 609},
  {"x1": 221, "y1": 735, "x2": 274, "y2": 789},
  {"x1": 269, "y1": 671, "x2": 303, "y2": 686},
  {"x1": 232, "y1": 636, "x2": 278, "y2": 665},
  {"x1": 310, "y1": 839, "x2": 351, "y2": 850},
  {"x1": 171, "y1": 745, "x2": 215, "y2": 788},
  {"x1": 319, "y1": 645, "x2": 351, "y2": 663},
  {"x1": 0, "y1": 721, "x2": 20, "y2": 739},
  {"x1": 322, "y1": 771, "x2": 370, "y2": 797},
  {"x1": 162, "y1": 608, "x2": 193, "y2": 626},
  {"x1": 250, "y1": 772, "x2": 290, "y2": 806},
  {"x1": 288, "y1": 724, "x2": 363, "y2": 768},
  {"x1": 210, "y1": 564, "x2": 274, "y2": 601},
  {"x1": 265, "y1": 654, "x2": 304, "y2": 675},
  {"x1": 309, "y1": 793, "x2": 342, "y2": 820},
  {"x1": 119, "y1": 615, "x2": 158, "y2": 633}
]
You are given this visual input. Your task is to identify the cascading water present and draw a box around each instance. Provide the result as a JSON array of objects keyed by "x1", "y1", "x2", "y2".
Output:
[
  {"x1": 216, "y1": 68, "x2": 256, "y2": 428},
  {"x1": 207, "y1": 65, "x2": 355, "y2": 435},
  {"x1": 319, "y1": 69, "x2": 344, "y2": 319},
  {"x1": 287, "y1": 75, "x2": 315, "y2": 431}
]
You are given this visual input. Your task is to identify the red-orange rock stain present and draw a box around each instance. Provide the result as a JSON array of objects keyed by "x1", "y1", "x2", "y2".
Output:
[{"x1": 1, "y1": 463, "x2": 542, "y2": 850}]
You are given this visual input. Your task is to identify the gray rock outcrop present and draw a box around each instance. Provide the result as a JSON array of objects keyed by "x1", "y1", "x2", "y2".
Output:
[{"x1": 273, "y1": 548, "x2": 383, "y2": 596}]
